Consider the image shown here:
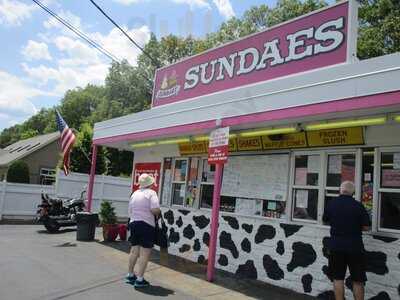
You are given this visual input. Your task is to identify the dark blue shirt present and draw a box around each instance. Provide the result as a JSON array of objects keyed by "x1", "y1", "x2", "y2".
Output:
[{"x1": 323, "y1": 195, "x2": 370, "y2": 253}]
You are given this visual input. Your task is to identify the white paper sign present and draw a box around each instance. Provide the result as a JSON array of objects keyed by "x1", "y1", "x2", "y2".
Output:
[
  {"x1": 364, "y1": 173, "x2": 371, "y2": 182},
  {"x1": 235, "y1": 198, "x2": 263, "y2": 216},
  {"x1": 179, "y1": 185, "x2": 186, "y2": 198},
  {"x1": 308, "y1": 155, "x2": 320, "y2": 173},
  {"x1": 328, "y1": 155, "x2": 342, "y2": 174},
  {"x1": 161, "y1": 170, "x2": 172, "y2": 204},
  {"x1": 296, "y1": 190, "x2": 309, "y2": 208},
  {"x1": 394, "y1": 153, "x2": 400, "y2": 170},
  {"x1": 209, "y1": 127, "x2": 230, "y2": 148}
]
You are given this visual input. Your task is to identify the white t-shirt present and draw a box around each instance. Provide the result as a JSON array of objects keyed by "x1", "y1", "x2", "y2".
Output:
[{"x1": 128, "y1": 188, "x2": 160, "y2": 227}]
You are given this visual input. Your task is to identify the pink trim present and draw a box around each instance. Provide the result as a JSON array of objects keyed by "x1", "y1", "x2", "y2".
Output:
[
  {"x1": 223, "y1": 91, "x2": 400, "y2": 127},
  {"x1": 207, "y1": 163, "x2": 224, "y2": 282},
  {"x1": 94, "y1": 120, "x2": 216, "y2": 145},
  {"x1": 86, "y1": 145, "x2": 97, "y2": 212},
  {"x1": 94, "y1": 91, "x2": 400, "y2": 146}
]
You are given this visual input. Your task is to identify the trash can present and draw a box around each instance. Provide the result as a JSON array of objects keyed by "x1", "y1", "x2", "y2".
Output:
[{"x1": 76, "y1": 212, "x2": 99, "y2": 241}]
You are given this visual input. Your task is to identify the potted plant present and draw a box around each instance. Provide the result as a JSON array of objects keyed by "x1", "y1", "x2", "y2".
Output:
[{"x1": 99, "y1": 201, "x2": 118, "y2": 242}]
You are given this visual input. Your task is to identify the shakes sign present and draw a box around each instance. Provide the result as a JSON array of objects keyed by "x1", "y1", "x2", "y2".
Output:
[{"x1": 152, "y1": 1, "x2": 356, "y2": 107}]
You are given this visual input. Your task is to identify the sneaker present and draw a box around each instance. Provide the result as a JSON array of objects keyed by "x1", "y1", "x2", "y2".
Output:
[
  {"x1": 134, "y1": 278, "x2": 150, "y2": 288},
  {"x1": 125, "y1": 274, "x2": 136, "y2": 283}
]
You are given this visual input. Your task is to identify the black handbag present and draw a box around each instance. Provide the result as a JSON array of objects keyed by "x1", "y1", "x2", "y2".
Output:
[{"x1": 154, "y1": 216, "x2": 169, "y2": 249}]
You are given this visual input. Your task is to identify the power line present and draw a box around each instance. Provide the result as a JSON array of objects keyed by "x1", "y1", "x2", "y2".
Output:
[
  {"x1": 31, "y1": 0, "x2": 121, "y2": 63},
  {"x1": 88, "y1": 0, "x2": 160, "y2": 68}
]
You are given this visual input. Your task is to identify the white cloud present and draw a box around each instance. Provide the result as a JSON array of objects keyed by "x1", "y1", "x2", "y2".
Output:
[
  {"x1": 91, "y1": 25, "x2": 151, "y2": 66},
  {"x1": 0, "y1": 0, "x2": 35, "y2": 26},
  {"x1": 21, "y1": 40, "x2": 52, "y2": 61},
  {"x1": 54, "y1": 36, "x2": 101, "y2": 65},
  {"x1": 0, "y1": 70, "x2": 44, "y2": 125},
  {"x1": 171, "y1": 0, "x2": 211, "y2": 9},
  {"x1": 212, "y1": 0, "x2": 235, "y2": 19}
]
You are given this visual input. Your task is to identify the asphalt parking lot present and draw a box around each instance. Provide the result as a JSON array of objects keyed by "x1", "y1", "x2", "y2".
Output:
[{"x1": 0, "y1": 225, "x2": 196, "y2": 300}]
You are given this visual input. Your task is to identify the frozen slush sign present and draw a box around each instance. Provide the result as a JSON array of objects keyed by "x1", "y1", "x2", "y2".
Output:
[{"x1": 152, "y1": 1, "x2": 355, "y2": 107}]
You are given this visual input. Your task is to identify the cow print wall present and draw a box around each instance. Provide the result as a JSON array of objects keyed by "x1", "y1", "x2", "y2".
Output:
[{"x1": 160, "y1": 208, "x2": 400, "y2": 299}]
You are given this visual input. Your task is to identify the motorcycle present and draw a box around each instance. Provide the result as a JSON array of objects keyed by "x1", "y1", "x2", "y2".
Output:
[{"x1": 36, "y1": 189, "x2": 86, "y2": 233}]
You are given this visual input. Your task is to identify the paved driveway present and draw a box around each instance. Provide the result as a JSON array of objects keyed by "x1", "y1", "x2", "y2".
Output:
[{"x1": 0, "y1": 225, "x2": 196, "y2": 300}]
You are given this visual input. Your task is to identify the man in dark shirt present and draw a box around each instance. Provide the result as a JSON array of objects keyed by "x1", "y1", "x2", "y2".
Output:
[{"x1": 323, "y1": 181, "x2": 370, "y2": 300}]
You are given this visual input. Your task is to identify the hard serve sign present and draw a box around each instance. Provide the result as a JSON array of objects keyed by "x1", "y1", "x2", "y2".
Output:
[{"x1": 208, "y1": 127, "x2": 230, "y2": 164}]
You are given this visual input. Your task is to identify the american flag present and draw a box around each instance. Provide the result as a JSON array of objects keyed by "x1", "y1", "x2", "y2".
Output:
[{"x1": 55, "y1": 110, "x2": 76, "y2": 175}]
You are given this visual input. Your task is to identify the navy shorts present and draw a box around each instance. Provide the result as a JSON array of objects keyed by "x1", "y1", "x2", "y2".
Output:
[
  {"x1": 329, "y1": 251, "x2": 367, "y2": 283},
  {"x1": 129, "y1": 221, "x2": 155, "y2": 249}
]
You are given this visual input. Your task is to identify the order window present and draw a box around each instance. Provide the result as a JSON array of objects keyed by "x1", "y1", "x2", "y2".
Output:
[
  {"x1": 378, "y1": 151, "x2": 400, "y2": 231},
  {"x1": 292, "y1": 154, "x2": 321, "y2": 222},
  {"x1": 171, "y1": 159, "x2": 188, "y2": 206},
  {"x1": 325, "y1": 153, "x2": 356, "y2": 208}
]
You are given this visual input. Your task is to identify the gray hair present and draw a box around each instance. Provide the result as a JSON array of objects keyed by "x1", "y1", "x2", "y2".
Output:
[{"x1": 340, "y1": 181, "x2": 355, "y2": 196}]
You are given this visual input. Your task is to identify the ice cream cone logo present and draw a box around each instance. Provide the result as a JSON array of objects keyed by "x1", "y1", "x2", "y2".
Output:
[{"x1": 156, "y1": 70, "x2": 181, "y2": 99}]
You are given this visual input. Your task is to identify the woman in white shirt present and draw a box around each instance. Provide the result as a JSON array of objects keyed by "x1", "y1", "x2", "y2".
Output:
[{"x1": 126, "y1": 173, "x2": 160, "y2": 288}]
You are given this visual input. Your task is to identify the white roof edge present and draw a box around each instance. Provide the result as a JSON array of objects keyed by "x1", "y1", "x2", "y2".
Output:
[{"x1": 93, "y1": 52, "x2": 400, "y2": 140}]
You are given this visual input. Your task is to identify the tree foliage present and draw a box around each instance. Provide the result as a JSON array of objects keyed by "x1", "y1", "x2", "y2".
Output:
[
  {"x1": 1, "y1": 0, "x2": 398, "y2": 176},
  {"x1": 7, "y1": 160, "x2": 30, "y2": 183}
]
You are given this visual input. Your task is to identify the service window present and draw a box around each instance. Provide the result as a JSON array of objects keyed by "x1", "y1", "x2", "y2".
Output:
[
  {"x1": 160, "y1": 158, "x2": 173, "y2": 205},
  {"x1": 361, "y1": 148, "x2": 374, "y2": 220},
  {"x1": 200, "y1": 159, "x2": 215, "y2": 209},
  {"x1": 325, "y1": 153, "x2": 356, "y2": 208},
  {"x1": 292, "y1": 154, "x2": 321, "y2": 222},
  {"x1": 171, "y1": 159, "x2": 188, "y2": 206},
  {"x1": 378, "y1": 151, "x2": 400, "y2": 231}
]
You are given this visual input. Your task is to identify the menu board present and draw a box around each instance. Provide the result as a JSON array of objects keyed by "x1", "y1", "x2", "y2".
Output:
[
  {"x1": 161, "y1": 170, "x2": 172, "y2": 205},
  {"x1": 221, "y1": 154, "x2": 289, "y2": 201}
]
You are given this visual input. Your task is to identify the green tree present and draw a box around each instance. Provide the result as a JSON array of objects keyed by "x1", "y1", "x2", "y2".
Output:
[
  {"x1": 7, "y1": 160, "x2": 30, "y2": 183},
  {"x1": 358, "y1": 0, "x2": 400, "y2": 59},
  {"x1": 20, "y1": 129, "x2": 39, "y2": 140},
  {"x1": 69, "y1": 123, "x2": 106, "y2": 174}
]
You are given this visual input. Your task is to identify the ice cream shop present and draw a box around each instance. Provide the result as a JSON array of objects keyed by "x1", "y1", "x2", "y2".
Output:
[{"x1": 89, "y1": 1, "x2": 400, "y2": 298}]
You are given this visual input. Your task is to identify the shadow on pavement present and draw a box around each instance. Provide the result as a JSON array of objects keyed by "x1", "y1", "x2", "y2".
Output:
[
  {"x1": 99, "y1": 240, "x2": 316, "y2": 300},
  {"x1": 133, "y1": 285, "x2": 175, "y2": 297}
]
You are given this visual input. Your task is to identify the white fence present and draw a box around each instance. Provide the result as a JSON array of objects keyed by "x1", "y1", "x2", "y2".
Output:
[{"x1": 0, "y1": 171, "x2": 132, "y2": 221}]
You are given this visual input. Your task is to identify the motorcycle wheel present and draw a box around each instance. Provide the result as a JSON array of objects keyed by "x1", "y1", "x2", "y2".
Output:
[{"x1": 44, "y1": 219, "x2": 60, "y2": 233}]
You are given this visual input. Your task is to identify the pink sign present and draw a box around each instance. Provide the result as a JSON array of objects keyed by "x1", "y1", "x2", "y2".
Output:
[
  {"x1": 152, "y1": 2, "x2": 350, "y2": 107},
  {"x1": 382, "y1": 169, "x2": 400, "y2": 188}
]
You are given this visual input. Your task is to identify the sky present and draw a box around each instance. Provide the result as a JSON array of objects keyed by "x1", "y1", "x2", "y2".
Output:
[{"x1": 0, "y1": 0, "x2": 290, "y2": 132}]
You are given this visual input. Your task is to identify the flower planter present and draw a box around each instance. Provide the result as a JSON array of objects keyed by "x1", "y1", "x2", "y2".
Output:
[
  {"x1": 102, "y1": 224, "x2": 119, "y2": 242},
  {"x1": 118, "y1": 224, "x2": 127, "y2": 241}
]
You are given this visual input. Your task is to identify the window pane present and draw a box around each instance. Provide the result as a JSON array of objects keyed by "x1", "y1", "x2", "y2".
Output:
[
  {"x1": 172, "y1": 183, "x2": 185, "y2": 206},
  {"x1": 201, "y1": 159, "x2": 215, "y2": 183},
  {"x1": 295, "y1": 155, "x2": 320, "y2": 186},
  {"x1": 263, "y1": 200, "x2": 286, "y2": 219},
  {"x1": 293, "y1": 189, "x2": 318, "y2": 221},
  {"x1": 327, "y1": 154, "x2": 356, "y2": 187},
  {"x1": 186, "y1": 158, "x2": 200, "y2": 208},
  {"x1": 361, "y1": 149, "x2": 374, "y2": 219},
  {"x1": 380, "y1": 192, "x2": 400, "y2": 230},
  {"x1": 160, "y1": 158, "x2": 173, "y2": 205},
  {"x1": 200, "y1": 184, "x2": 213, "y2": 209},
  {"x1": 381, "y1": 153, "x2": 400, "y2": 188},
  {"x1": 174, "y1": 160, "x2": 187, "y2": 181},
  {"x1": 220, "y1": 196, "x2": 236, "y2": 213}
]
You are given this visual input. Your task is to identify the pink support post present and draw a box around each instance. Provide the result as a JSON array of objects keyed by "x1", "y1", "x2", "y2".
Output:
[
  {"x1": 207, "y1": 163, "x2": 224, "y2": 282},
  {"x1": 86, "y1": 144, "x2": 98, "y2": 212}
]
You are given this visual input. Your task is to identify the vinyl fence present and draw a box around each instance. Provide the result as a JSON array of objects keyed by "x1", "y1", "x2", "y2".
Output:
[{"x1": 0, "y1": 171, "x2": 132, "y2": 221}]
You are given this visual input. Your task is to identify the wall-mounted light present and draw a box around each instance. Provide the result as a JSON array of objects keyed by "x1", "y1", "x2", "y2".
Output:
[
  {"x1": 158, "y1": 138, "x2": 190, "y2": 145},
  {"x1": 305, "y1": 117, "x2": 387, "y2": 131},
  {"x1": 193, "y1": 135, "x2": 209, "y2": 142},
  {"x1": 239, "y1": 127, "x2": 297, "y2": 138},
  {"x1": 394, "y1": 115, "x2": 400, "y2": 123},
  {"x1": 131, "y1": 142, "x2": 157, "y2": 149}
]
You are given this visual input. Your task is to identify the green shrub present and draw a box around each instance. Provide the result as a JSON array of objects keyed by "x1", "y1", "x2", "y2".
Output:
[
  {"x1": 99, "y1": 201, "x2": 117, "y2": 225},
  {"x1": 7, "y1": 160, "x2": 30, "y2": 183}
]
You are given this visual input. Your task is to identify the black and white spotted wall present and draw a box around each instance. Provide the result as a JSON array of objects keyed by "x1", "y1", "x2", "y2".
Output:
[{"x1": 160, "y1": 208, "x2": 400, "y2": 299}]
